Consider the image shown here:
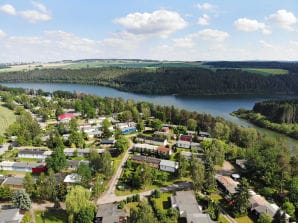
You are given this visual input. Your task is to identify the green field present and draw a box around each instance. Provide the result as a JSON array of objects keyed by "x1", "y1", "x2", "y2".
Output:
[
  {"x1": 0, "y1": 104, "x2": 16, "y2": 135},
  {"x1": 155, "y1": 192, "x2": 172, "y2": 211},
  {"x1": 35, "y1": 209, "x2": 68, "y2": 223},
  {"x1": 243, "y1": 68, "x2": 288, "y2": 75}
]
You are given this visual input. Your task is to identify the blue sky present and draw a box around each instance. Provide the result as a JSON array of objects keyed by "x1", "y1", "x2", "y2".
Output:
[{"x1": 0, "y1": 0, "x2": 297, "y2": 62}]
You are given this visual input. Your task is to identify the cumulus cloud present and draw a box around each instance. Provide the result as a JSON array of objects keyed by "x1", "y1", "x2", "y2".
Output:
[
  {"x1": 0, "y1": 4, "x2": 16, "y2": 15},
  {"x1": 0, "y1": 29, "x2": 6, "y2": 38},
  {"x1": 197, "y1": 29, "x2": 229, "y2": 42},
  {"x1": 268, "y1": 9, "x2": 297, "y2": 31},
  {"x1": 0, "y1": 2, "x2": 51, "y2": 23},
  {"x1": 114, "y1": 10, "x2": 187, "y2": 38},
  {"x1": 197, "y1": 3, "x2": 215, "y2": 11},
  {"x1": 197, "y1": 14, "x2": 210, "y2": 25},
  {"x1": 234, "y1": 18, "x2": 271, "y2": 34}
]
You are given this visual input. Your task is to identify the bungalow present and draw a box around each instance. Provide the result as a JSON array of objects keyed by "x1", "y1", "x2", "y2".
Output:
[
  {"x1": 176, "y1": 140, "x2": 191, "y2": 149},
  {"x1": 0, "y1": 208, "x2": 23, "y2": 223},
  {"x1": 121, "y1": 127, "x2": 137, "y2": 135},
  {"x1": 171, "y1": 190, "x2": 212, "y2": 223},
  {"x1": 18, "y1": 149, "x2": 51, "y2": 159},
  {"x1": 179, "y1": 135, "x2": 192, "y2": 142},
  {"x1": 63, "y1": 148, "x2": 104, "y2": 157},
  {"x1": 190, "y1": 142, "x2": 202, "y2": 151},
  {"x1": 198, "y1": 131, "x2": 210, "y2": 141},
  {"x1": 161, "y1": 127, "x2": 170, "y2": 133},
  {"x1": 180, "y1": 151, "x2": 203, "y2": 161},
  {"x1": 1, "y1": 176, "x2": 24, "y2": 189},
  {"x1": 67, "y1": 160, "x2": 89, "y2": 170},
  {"x1": 0, "y1": 161, "x2": 46, "y2": 173},
  {"x1": 136, "y1": 135, "x2": 168, "y2": 146},
  {"x1": 58, "y1": 113, "x2": 75, "y2": 122},
  {"x1": 153, "y1": 131, "x2": 176, "y2": 139},
  {"x1": 100, "y1": 139, "x2": 116, "y2": 145},
  {"x1": 159, "y1": 160, "x2": 178, "y2": 173},
  {"x1": 64, "y1": 173, "x2": 81, "y2": 184},
  {"x1": 131, "y1": 155, "x2": 161, "y2": 169},
  {"x1": 95, "y1": 203, "x2": 126, "y2": 223},
  {"x1": 157, "y1": 146, "x2": 172, "y2": 156},
  {"x1": 133, "y1": 144, "x2": 157, "y2": 153},
  {"x1": 215, "y1": 174, "x2": 239, "y2": 195}
]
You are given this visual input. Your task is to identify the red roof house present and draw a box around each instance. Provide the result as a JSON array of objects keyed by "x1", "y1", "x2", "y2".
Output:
[
  {"x1": 58, "y1": 113, "x2": 75, "y2": 121},
  {"x1": 179, "y1": 135, "x2": 192, "y2": 142},
  {"x1": 157, "y1": 146, "x2": 172, "y2": 155}
]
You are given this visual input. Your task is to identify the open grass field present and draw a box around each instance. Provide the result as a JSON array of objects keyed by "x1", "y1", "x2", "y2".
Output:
[
  {"x1": 243, "y1": 68, "x2": 289, "y2": 75},
  {"x1": 35, "y1": 209, "x2": 68, "y2": 223},
  {"x1": 155, "y1": 192, "x2": 172, "y2": 211},
  {"x1": 0, "y1": 104, "x2": 16, "y2": 135},
  {"x1": 235, "y1": 216, "x2": 255, "y2": 223}
]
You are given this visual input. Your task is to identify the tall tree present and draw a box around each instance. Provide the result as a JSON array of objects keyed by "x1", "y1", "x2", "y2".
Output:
[
  {"x1": 191, "y1": 158, "x2": 205, "y2": 192},
  {"x1": 23, "y1": 173, "x2": 36, "y2": 197},
  {"x1": 232, "y1": 178, "x2": 250, "y2": 217},
  {"x1": 130, "y1": 201, "x2": 158, "y2": 223},
  {"x1": 12, "y1": 190, "x2": 31, "y2": 210},
  {"x1": 46, "y1": 146, "x2": 67, "y2": 172}
]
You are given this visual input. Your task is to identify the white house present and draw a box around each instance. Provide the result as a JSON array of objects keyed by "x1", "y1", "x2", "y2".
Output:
[
  {"x1": 177, "y1": 140, "x2": 191, "y2": 149},
  {"x1": 63, "y1": 148, "x2": 104, "y2": 157},
  {"x1": 18, "y1": 149, "x2": 51, "y2": 159},
  {"x1": 159, "y1": 160, "x2": 179, "y2": 173},
  {"x1": 133, "y1": 144, "x2": 158, "y2": 153},
  {"x1": 64, "y1": 173, "x2": 81, "y2": 184}
]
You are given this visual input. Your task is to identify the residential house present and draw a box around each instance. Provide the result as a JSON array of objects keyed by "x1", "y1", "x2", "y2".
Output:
[
  {"x1": 156, "y1": 146, "x2": 172, "y2": 156},
  {"x1": 171, "y1": 190, "x2": 212, "y2": 223},
  {"x1": 235, "y1": 159, "x2": 247, "y2": 170},
  {"x1": 0, "y1": 208, "x2": 23, "y2": 223},
  {"x1": 179, "y1": 135, "x2": 192, "y2": 142},
  {"x1": 58, "y1": 113, "x2": 75, "y2": 122},
  {"x1": 100, "y1": 139, "x2": 116, "y2": 145},
  {"x1": 136, "y1": 135, "x2": 168, "y2": 146},
  {"x1": 121, "y1": 127, "x2": 137, "y2": 135},
  {"x1": 63, "y1": 148, "x2": 104, "y2": 157},
  {"x1": 66, "y1": 160, "x2": 89, "y2": 170},
  {"x1": 0, "y1": 161, "x2": 46, "y2": 173},
  {"x1": 176, "y1": 140, "x2": 191, "y2": 149},
  {"x1": 215, "y1": 174, "x2": 239, "y2": 195},
  {"x1": 131, "y1": 155, "x2": 161, "y2": 169},
  {"x1": 95, "y1": 203, "x2": 126, "y2": 223},
  {"x1": 180, "y1": 151, "x2": 203, "y2": 161},
  {"x1": 153, "y1": 131, "x2": 176, "y2": 139},
  {"x1": 198, "y1": 131, "x2": 210, "y2": 141},
  {"x1": 1, "y1": 177, "x2": 24, "y2": 189},
  {"x1": 18, "y1": 149, "x2": 51, "y2": 159},
  {"x1": 159, "y1": 160, "x2": 179, "y2": 173},
  {"x1": 133, "y1": 144, "x2": 157, "y2": 154}
]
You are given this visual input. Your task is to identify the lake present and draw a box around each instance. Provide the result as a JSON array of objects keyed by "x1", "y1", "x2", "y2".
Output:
[{"x1": 3, "y1": 82, "x2": 298, "y2": 154}]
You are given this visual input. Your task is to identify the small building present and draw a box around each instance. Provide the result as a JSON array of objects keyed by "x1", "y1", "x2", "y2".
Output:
[
  {"x1": 63, "y1": 148, "x2": 104, "y2": 157},
  {"x1": 136, "y1": 135, "x2": 168, "y2": 146},
  {"x1": 64, "y1": 173, "x2": 81, "y2": 184},
  {"x1": 0, "y1": 161, "x2": 46, "y2": 173},
  {"x1": 66, "y1": 160, "x2": 89, "y2": 170},
  {"x1": 121, "y1": 127, "x2": 137, "y2": 135},
  {"x1": 153, "y1": 131, "x2": 176, "y2": 139},
  {"x1": 100, "y1": 139, "x2": 116, "y2": 145},
  {"x1": 58, "y1": 113, "x2": 75, "y2": 122},
  {"x1": 179, "y1": 135, "x2": 192, "y2": 142},
  {"x1": 156, "y1": 146, "x2": 172, "y2": 156},
  {"x1": 131, "y1": 155, "x2": 161, "y2": 169},
  {"x1": 235, "y1": 159, "x2": 247, "y2": 170},
  {"x1": 2, "y1": 177, "x2": 24, "y2": 189},
  {"x1": 161, "y1": 127, "x2": 170, "y2": 133},
  {"x1": 18, "y1": 149, "x2": 50, "y2": 159},
  {"x1": 95, "y1": 203, "x2": 126, "y2": 223},
  {"x1": 190, "y1": 142, "x2": 202, "y2": 151},
  {"x1": 215, "y1": 174, "x2": 239, "y2": 195},
  {"x1": 0, "y1": 208, "x2": 23, "y2": 223},
  {"x1": 133, "y1": 144, "x2": 157, "y2": 153},
  {"x1": 176, "y1": 140, "x2": 191, "y2": 149},
  {"x1": 159, "y1": 160, "x2": 179, "y2": 173},
  {"x1": 171, "y1": 190, "x2": 212, "y2": 223},
  {"x1": 198, "y1": 131, "x2": 210, "y2": 137},
  {"x1": 180, "y1": 151, "x2": 203, "y2": 161}
]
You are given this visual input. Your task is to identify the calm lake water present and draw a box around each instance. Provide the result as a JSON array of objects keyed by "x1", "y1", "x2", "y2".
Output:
[{"x1": 3, "y1": 82, "x2": 298, "y2": 154}]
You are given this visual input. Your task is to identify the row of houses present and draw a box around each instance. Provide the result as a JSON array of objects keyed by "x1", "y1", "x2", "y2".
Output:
[
  {"x1": 0, "y1": 161, "x2": 46, "y2": 173},
  {"x1": 131, "y1": 155, "x2": 178, "y2": 173},
  {"x1": 136, "y1": 135, "x2": 168, "y2": 146},
  {"x1": 215, "y1": 174, "x2": 290, "y2": 221}
]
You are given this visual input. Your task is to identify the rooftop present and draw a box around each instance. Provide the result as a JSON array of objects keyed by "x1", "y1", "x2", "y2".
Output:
[
  {"x1": 2, "y1": 177, "x2": 24, "y2": 186},
  {"x1": 160, "y1": 160, "x2": 178, "y2": 168},
  {"x1": 0, "y1": 208, "x2": 22, "y2": 223},
  {"x1": 96, "y1": 203, "x2": 126, "y2": 223},
  {"x1": 215, "y1": 174, "x2": 239, "y2": 194}
]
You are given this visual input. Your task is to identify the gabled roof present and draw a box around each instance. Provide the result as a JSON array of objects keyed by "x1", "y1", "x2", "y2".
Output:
[
  {"x1": 58, "y1": 113, "x2": 75, "y2": 120},
  {"x1": 160, "y1": 160, "x2": 178, "y2": 169},
  {"x1": 215, "y1": 174, "x2": 239, "y2": 194},
  {"x1": 157, "y1": 146, "x2": 171, "y2": 153},
  {"x1": 2, "y1": 177, "x2": 24, "y2": 186},
  {"x1": 96, "y1": 203, "x2": 126, "y2": 223},
  {"x1": 179, "y1": 135, "x2": 192, "y2": 142}
]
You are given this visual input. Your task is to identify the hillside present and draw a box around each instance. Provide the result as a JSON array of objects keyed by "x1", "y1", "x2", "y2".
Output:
[{"x1": 0, "y1": 67, "x2": 298, "y2": 95}]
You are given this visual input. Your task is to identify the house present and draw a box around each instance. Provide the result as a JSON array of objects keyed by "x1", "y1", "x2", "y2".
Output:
[
  {"x1": 100, "y1": 139, "x2": 116, "y2": 145},
  {"x1": 63, "y1": 148, "x2": 104, "y2": 157},
  {"x1": 0, "y1": 161, "x2": 46, "y2": 173},
  {"x1": 236, "y1": 159, "x2": 247, "y2": 170},
  {"x1": 64, "y1": 173, "x2": 81, "y2": 184},
  {"x1": 121, "y1": 127, "x2": 137, "y2": 135},
  {"x1": 180, "y1": 151, "x2": 203, "y2": 161},
  {"x1": 0, "y1": 208, "x2": 23, "y2": 223},
  {"x1": 156, "y1": 146, "x2": 172, "y2": 156},
  {"x1": 1, "y1": 177, "x2": 24, "y2": 189},
  {"x1": 159, "y1": 160, "x2": 178, "y2": 172},
  {"x1": 215, "y1": 174, "x2": 239, "y2": 195},
  {"x1": 198, "y1": 131, "x2": 210, "y2": 138},
  {"x1": 18, "y1": 149, "x2": 51, "y2": 159},
  {"x1": 176, "y1": 140, "x2": 191, "y2": 149},
  {"x1": 249, "y1": 191, "x2": 290, "y2": 220},
  {"x1": 171, "y1": 190, "x2": 212, "y2": 223},
  {"x1": 131, "y1": 155, "x2": 161, "y2": 169},
  {"x1": 136, "y1": 135, "x2": 168, "y2": 146},
  {"x1": 161, "y1": 127, "x2": 170, "y2": 133},
  {"x1": 154, "y1": 131, "x2": 176, "y2": 139},
  {"x1": 58, "y1": 113, "x2": 75, "y2": 122},
  {"x1": 179, "y1": 135, "x2": 192, "y2": 142},
  {"x1": 190, "y1": 142, "x2": 202, "y2": 151},
  {"x1": 95, "y1": 203, "x2": 126, "y2": 223},
  {"x1": 133, "y1": 144, "x2": 157, "y2": 153},
  {"x1": 66, "y1": 160, "x2": 89, "y2": 170}
]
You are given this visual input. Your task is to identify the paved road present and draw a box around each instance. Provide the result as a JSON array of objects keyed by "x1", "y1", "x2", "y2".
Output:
[{"x1": 0, "y1": 143, "x2": 10, "y2": 156}]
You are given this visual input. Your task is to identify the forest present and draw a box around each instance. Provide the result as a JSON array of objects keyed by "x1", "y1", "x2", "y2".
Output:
[{"x1": 0, "y1": 67, "x2": 298, "y2": 95}]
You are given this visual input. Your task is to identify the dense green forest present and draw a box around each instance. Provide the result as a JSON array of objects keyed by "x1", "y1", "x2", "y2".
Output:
[
  {"x1": 0, "y1": 67, "x2": 298, "y2": 95},
  {"x1": 233, "y1": 100, "x2": 298, "y2": 139}
]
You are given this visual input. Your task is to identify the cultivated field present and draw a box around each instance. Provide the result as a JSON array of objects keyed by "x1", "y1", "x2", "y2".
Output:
[{"x1": 243, "y1": 68, "x2": 289, "y2": 75}]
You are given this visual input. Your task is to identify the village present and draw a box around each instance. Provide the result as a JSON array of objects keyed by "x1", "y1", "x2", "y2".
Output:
[{"x1": 0, "y1": 88, "x2": 296, "y2": 223}]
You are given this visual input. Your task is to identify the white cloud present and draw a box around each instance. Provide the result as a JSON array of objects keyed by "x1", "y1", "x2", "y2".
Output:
[
  {"x1": 268, "y1": 9, "x2": 297, "y2": 31},
  {"x1": 197, "y1": 3, "x2": 215, "y2": 11},
  {"x1": 0, "y1": 2, "x2": 51, "y2": 23},
  {"x1": 0, "y1": 29, "x2": 6, "y2": 38},
  {"x1": 197, "y1": 14, "x2": 210, "y2": 26},
  {"x1": 197, "y1": 29, "x2": 229, "y2": 42},
  {"x1": 0, "y1": 4, "x2": 16, "y2": 15},
  {"x1": 114, "y1": 10, "x2": 187, "y2": 38},
  {"x1": 234, "y1": 18, "x2": 271, "y2": 34},
  {"x1": 259, "y1": 40, "x2": 274, "y2": 48},
  {"x1": 173, "y1": 37, "x2": 195, "y2": 48}
]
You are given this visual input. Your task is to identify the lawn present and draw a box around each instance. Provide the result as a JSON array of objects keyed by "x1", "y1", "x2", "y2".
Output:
[
  {"x1": 218, "y1": 214, "x2": 230, "y2": 223},
  {"x1": 35, "y1": 209, "x2": 68, "y2": 223},
  {"x1": 209, "y1": 193, "x2": 223, "y2": 204},
  {"x1": 18, "y1": 157, "x2": 39, "y2": 162},
  {"x1": 0, "y1": 104, "x2": 16, "y2": 135},
  {"x1": 244, "y1": 68, "x2": 288, "y2": 76},
  {"x1": 155, "y1": 192, "x2": 172, "y2": 211},
  {"x1": 235, "y1": 216, "x2": 254, "y2": 223}
]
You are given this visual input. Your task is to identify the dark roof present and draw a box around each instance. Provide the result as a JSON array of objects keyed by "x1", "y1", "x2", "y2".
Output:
[
  {"x1": 100, "y1": 139, "x2": 116, "y2": 144},
  {"x1": 179, "y1": 135, "x2": 192, "y2": 142},
  {"x1": 18, "y1": 150, "x2": 45, "y2": 155},
  {"x1": 96, "y1": 203, "x2": 126, "y2": 223},
  {"x1": 132, "y1": 155, "x2": 161, "y2": 165},
  {"x1": 137, "y1": 135, "x2": 165, "y2": 142},
  {"x1": 13, "y1": 162, "x2": 44, "y2": 168},
  {"x1": 2, "y1": 177, "x2": 23, "y2": 186}
]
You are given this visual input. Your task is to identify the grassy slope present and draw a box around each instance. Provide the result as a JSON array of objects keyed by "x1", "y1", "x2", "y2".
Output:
[
  {"x1": 0, "y1": 104, "x2": 16, "y2": 135},
  {"x1": 243, "y1": 68, "x2": 289, "y2": 75}
]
